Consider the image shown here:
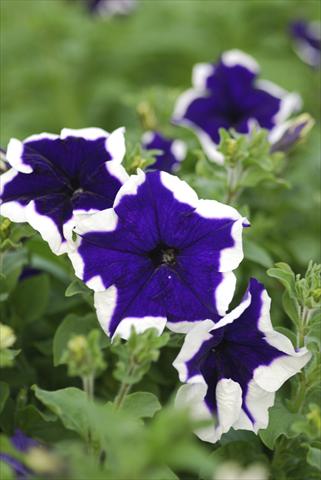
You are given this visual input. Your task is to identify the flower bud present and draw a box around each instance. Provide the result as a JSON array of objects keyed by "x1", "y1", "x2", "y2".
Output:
[{"x1": 0, "y1": 323, "x2": 16, "y2": 349}]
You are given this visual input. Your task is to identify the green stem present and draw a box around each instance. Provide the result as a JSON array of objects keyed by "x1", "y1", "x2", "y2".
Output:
[
  {"x1": 114, "y1": 361, "x2": 137, "y2": 409},
  {"x1": 224, "y1": 164, "x2": 243, "y2": 205},
  {"x1": 82, "y1": 374, "x2": 95, "y2": 401}
]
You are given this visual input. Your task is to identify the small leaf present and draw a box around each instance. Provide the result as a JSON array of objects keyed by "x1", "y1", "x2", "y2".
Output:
[
  {"x1": 122, "y1": 392, "x2": 161, "y2": 419},
  {"x1": 32, "y1": 386, "x2": 90, "y2": 440},
  {"x1": 267, "y1": 262, "x2": 296, "y2": 294},
  {"x1": 282, "y1": 290, "x2": 300, "y2": 326},
  {"x1": 65, "y1": 279, "x2": 91, "y2": 298},
  {"x1": 307, "y1": 446, "x2": 321, "y2": 471}
]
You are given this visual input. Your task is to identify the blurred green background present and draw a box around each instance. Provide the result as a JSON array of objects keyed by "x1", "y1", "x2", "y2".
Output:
[
  {"x1": 1, "y1": 0, "x2": 320, "y2": 142},
  {"x1": 1, "y1": 0, "x2": 320, "y2": 270}
]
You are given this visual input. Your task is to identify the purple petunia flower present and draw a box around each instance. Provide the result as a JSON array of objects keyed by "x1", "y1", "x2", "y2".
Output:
[
  {"x1": 141, "y1": 131, "x2": 186, "y2": 173},
  {"x1": 290, "y1": 20, "x2": 321, "y2": 68},
  {"x1": 68, "y1": 170, "x2": 249, "y2": 339},
  {"x1": 173, "y1": 279, "x2": 311, "y2": 443},
  {"x1": 0, "y1": 430, "x2": 38, "y2": 479},
  {"x1": 173, "y1": 49, "x2": 301, "y2": 164},
  {"x1": 88, "y1": 0, "x2": 136, "y2": 17},
  {"x1": 0, "y1": 128, "x2": 128, "y2": 255}
]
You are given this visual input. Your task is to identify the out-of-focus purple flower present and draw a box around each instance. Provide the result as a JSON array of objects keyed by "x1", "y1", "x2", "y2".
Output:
[
  {"x1": 0, "y1": 430, "x2": 38, "y2": 479},
  {"x1": 290, "y1": 20, "x2": 321, "y2": 68},
  {"x1": 0, "y1": 128, "x2": 128, "y2": 255},
  {"x1": 68, "y1": 170, "x2": 248, "y2": 339},
  {"x1": 173, "y1": 50, "x2": 301, "y2": 164},
  {"x1": 19, "y1": 267, "x2": 41, "y2": 281},
  {"x1": 88, "y1": 0, "x2": 136, "y2": 17},
  {"x1": 141, "y1": 131, "x2": 186, "y2": 173},
  {"x1": 173, "y1": 279, "x2": 311, "y2": 443},
  {"x1": 269, "y1": 114, "x2": 315, "y2": 153}
]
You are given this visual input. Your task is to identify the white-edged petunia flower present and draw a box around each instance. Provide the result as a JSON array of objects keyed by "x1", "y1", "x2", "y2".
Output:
[
  {"x1": 173, "y1": 278, "x2": 311, "y2": 443},
  {"x1": 172, "y1": 49, "x2": 301, "y2": 164},
  {"x1": 290, "y1": 20, "x2": 321, "y2": 69},
  {"x1": 68, "y1": 169, "x2": 249, "y2": 339},
  {"x1": 0, "y1": 127, "x2": 128, "y2": 255},
  {"x1": 141, "y1": 131, "x2": 186, "y2": 173}
]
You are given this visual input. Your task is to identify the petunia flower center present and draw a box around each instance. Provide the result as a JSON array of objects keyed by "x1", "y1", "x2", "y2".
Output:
[
  {"x1": 148, "y1": 243, "x2": 178, "y2": 267},
  {"x1": 225, "y1": 106, "x2": 244, "y2": 127}
]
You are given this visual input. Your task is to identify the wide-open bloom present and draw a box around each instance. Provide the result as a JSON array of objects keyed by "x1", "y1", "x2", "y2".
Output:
[
  {"x1": 290, "y1": 20, "x2": 321, "y2": 68},
  {"x1": 173, "y1": 279, "x2": 311, "y2": 443},
  {"x1": 69, "y1": 170, "x2": 248, "y2": 339},
  {"x1": 173, "y1": 49, "x2": 301, "y2": 164},
  {"x1": 0, "y1": 430, "x2": 38, "y2": 479},
  {"x1": 141, "y1": 131, "x2": 186, "y2": 173},
  {"x1": 0, "y1": 128, "x2": 128, "y2": 255}
]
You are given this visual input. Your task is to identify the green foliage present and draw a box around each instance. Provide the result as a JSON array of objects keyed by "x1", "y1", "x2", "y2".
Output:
[
  {"x1": 112, "y1": 328, "x2": 169, "y2": 386},
  {"x1": 53, "y1": 313, "x2": 102, "y2": 366},
  {"x1": 259, "y1": 399, "x2": 303, "y2": 449},
  {"x1": 121, "y1": 392, "x2": 161, "y2": 419}
]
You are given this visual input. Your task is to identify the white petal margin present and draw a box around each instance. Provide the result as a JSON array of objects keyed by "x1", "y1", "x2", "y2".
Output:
[
  {"x1": 192, "y1": 63, "x2": 215, "y2": 89},
  {"x1": 215, "y1": 271, "x2": 237, "y2": 317},
  {"x1": 94, "y1": 288, "x2": 167, "y2": 340},
  {"x1": 175, "y1": 379, "x2": 243, "y2": 444},
  {"x1": 257, "y1": 80, "x2": 302, "y2": 127},
  {"x1": 105, "y1": 127, "x2": 126, "y2": 163},
  {"x1": 221, "y1": 49, "x2": 260, "y2": 73},
  {"x1": 175, "y1": 383, "x2": 217, "y2": 443},
  {"x1": 60, "y1": 126, "x2": 126, "y2": 164},
  {"x1": 6, "y1": 139, "x2": 32, "y2": 173},
  {"x1": 172, "y1": 91, "x2": 225, "y2": 166},
  {"x1": 160, "y1": 171, "x2": 199, "y2": 208},
  {"x1": 106, "y1": 159, "x2": 129, "y2": 184},
  {"x1": 25, "y1": 201, "x2": 68, "y2": 255},
  {"x1": 253, "y1": 340, "x2": 311, "y2": 393},
  {"x1": 233, "y1": 380, "x2": 275, "y2": 433},
  {"x1": 172, "y1": 319, "x2": 215, "y2": 383},
  {"x1": 195, "y1": 199, "x2": 249, "y2": 273},
  {"x1": 60, "y1": 127, "x2": 109, "y2": 140},
  {"x1": 114, "y1": 169, "x2": 146, "y2": 208},
  {"x1": 6, "y1": 133, "x2": 61, "y2": 174},
  {"x1": 141, "y1": 131, "x2": 155, "y2": 146},
  {"x1": 250, "y1": 287, "x2": 312, "y2": 392},
  {"x1": 68, "y1": 208, "x2": 119, "y2": 290},
  {"x1": 170, "y1": 139, "x2": 187, "y2": 163},
  {"x1": 0, "y1": 170, "x2": 28, "y2": 222}
]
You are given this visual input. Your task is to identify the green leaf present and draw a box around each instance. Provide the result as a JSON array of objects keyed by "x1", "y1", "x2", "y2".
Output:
[
  {"x1": 10, "y1": 274, "x2": 50, "y2": 322},
  {"x1": 32, "y1": 386, "x2": 90, "y2": 440},
  {"x1": 53, "y1": 313, "x2": 98, "y2": 366},
  {"x1": 267, "y1": 262, "x2": 296, "y2": 294},
  {"x1": 307, "y1": 446, "x2": 321, "y2": 471},
  {"x1": 259, "y1": 399, "x2": 303, "y2": 449},
  {"x1": 0, "y1": 248, "x2": 28, "y2": 301},
  {"x1": 243, "y1": 238, "x2": 273, "y2": 268},
  {"x1": 0, "y1": 382, "x2": 9, "y2": 414},
  {"x1": 122, "y1": 392, "x2": 161, "y2": 419},
  {"x1": 65, "y1": 278, "x2": 91, "y2": 298},
  {"x1": 282, "y1": 290, "x2": 300, "y2": 326}
]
